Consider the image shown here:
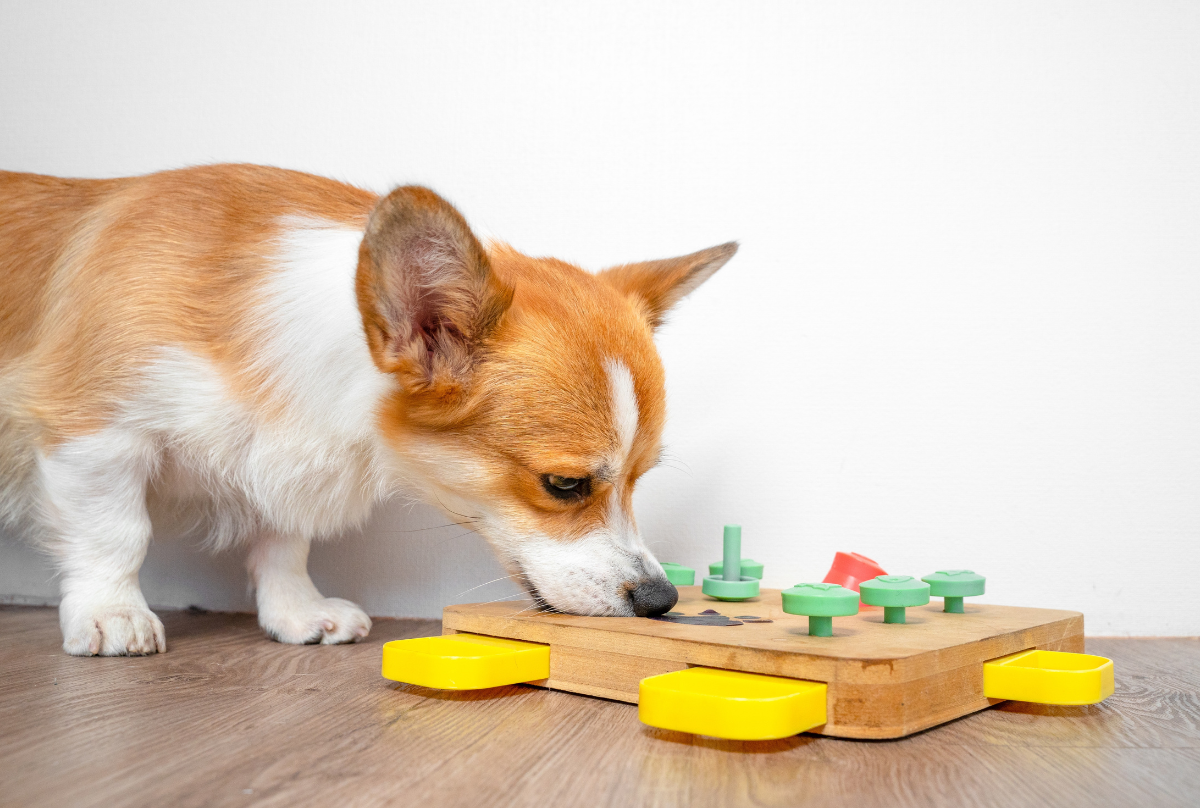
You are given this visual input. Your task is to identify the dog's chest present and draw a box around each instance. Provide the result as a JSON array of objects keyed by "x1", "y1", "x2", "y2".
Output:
[
  {"x1": 140, "y1": 221, "x2": 398, "y2": 537},
  {"x1": 152, "y1": 419, "x2": 388, "y2": 539},
  {"x1": 138, "y1": 345, "x2": 394, "y2": 539}
]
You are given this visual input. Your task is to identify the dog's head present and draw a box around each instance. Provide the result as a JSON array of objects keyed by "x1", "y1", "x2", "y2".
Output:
[{"x1": 357, "y1": 186, "x2": 734, "y2": 616}]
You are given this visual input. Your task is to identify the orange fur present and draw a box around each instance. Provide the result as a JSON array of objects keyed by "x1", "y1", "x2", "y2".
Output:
[
  {"x1": 376, "y1": 244, "x2": 670, "y2": 541},
  {"x1": 0, "y1": 165, "x2": 377, "y2": 445}
]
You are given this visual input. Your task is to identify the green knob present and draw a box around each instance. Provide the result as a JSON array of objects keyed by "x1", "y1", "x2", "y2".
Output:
[
  {"x1": 859, "y1": 575, "x2": 930, "y2": 624},
  {"x1": 701, "y1": 525, "x2": 760, "y2": 601},
  {"x1": 660, "y1": 562, "x2": 696, "y2": 586},
  {"x1": 708, "y1": 559, "x2": 764, "y2": 580},
  {"x1": 781, "y1": 583, "x2": 859, "y2": 636},
  {"x1": 921, "y1": 570, "x2": 985, "y2": 613}
]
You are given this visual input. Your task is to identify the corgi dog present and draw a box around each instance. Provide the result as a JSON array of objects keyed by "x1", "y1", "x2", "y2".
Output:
[{"x1": 0, "y1": 165, "x2": 735, "y2": 656}]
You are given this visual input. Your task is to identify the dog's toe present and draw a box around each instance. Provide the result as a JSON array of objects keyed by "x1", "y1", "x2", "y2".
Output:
[
  {"x1": 260, "y1": 597, "x2": 371, "y2": 645},
  {"x1": 61, "y1": 603, "x2": 166, "y2": 656},
  {"x1": 316, "y1": 598, "x2": 372, "y2": 644}
]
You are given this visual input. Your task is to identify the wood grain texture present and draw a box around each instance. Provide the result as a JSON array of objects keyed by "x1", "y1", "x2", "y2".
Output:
[
  {"x1": 2, "y1": 606, "x2": 1197, "y2": 808},
  {"x1": 443, "y1": 586, "x2": 1086, "y2": 738}
]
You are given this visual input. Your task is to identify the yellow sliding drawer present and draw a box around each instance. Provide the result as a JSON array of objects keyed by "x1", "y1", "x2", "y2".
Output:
[
  {"x1": 381, "y1": 633, "x2": 549, "y2": 690},
  {"x1": 983, "y1": 649, "x2": 1114, "y2": 705},
  {"x1": 639, "y1": 667, "x2": 827, "y2": 741}
]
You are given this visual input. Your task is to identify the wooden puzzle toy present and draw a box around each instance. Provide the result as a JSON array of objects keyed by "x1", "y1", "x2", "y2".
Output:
[{"x1": 381, "y1": 527, "x2": 1115, "y2": 742}]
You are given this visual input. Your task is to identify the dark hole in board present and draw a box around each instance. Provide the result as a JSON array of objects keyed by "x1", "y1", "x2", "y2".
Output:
[{"x1": 650, "y1": 614, "x2": 744, "y2": 627}]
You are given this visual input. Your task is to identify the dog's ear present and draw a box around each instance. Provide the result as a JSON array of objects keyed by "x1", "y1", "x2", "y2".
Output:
[
  {"x1": 357, "y1": 186, "x2": 513, "y2": 403},
  {"x1": 599, "y1": 242, "x2": 737, "y2": 330}
]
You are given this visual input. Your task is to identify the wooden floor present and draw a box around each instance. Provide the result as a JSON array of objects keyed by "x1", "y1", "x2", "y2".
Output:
[{"x1": 2, "y1": 606, "x2": 1197, "y2": 808}]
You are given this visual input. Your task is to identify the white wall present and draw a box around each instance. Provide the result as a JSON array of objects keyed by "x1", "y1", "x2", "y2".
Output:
[{"x1": 2, "y1": 1, "x2": 1198, "y2": 635}]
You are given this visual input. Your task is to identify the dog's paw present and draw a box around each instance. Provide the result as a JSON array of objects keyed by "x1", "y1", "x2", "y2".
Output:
[
  {"x1": 259, "y1": 597, "x2": 371, "y2": 645},
  {"x1": 60, "y1": 600, "x2": 167, "y2": 656}
]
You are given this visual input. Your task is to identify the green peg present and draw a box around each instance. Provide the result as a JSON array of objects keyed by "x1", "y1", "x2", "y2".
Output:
[
  {"x1": 781, "y1": 583, "x2": 860, "y2": 636},
  {"x1": 858, "y1": 575, "x2": 930, "y2": 624},
  {"x1": 659, "y1": 562, "x2": 696, "y2": 586},
  {"x1": 701, "y1": 525, "x2": 760, "y2": 601},
  {"x1": 921, "y1": 570, "x2": 985, "y2": 613}
]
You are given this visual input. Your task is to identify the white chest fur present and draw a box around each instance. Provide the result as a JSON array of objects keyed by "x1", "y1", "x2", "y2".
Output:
[{"x1": 124, "y1": 220, "x2": 398, "y2": 545}]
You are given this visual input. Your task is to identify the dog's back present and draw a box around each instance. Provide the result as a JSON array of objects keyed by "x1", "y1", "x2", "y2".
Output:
[
  {"x1": 0, "y1": 167, "x2": 382, "y2": 530},
  {"x1": 1, "y1": 171, "x2": 123, "y2": 528},
  {"x1": 0, "y1": 171, "x2": 119, "y2": 363}
]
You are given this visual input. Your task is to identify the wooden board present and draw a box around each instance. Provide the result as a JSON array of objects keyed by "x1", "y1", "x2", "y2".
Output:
[{"x1": 442, "y1": 586, "x2": 1085, "y2": 739}]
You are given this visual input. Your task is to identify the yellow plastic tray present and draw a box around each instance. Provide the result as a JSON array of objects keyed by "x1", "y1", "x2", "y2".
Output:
[
  {"x1": 381, "y1": 633, "x2": 550, "y2": 690},
  {"x1": 639, "y1": 667, "x2": 827, "y2": 741},
  {"x1": 983, "y1": 649, "x2": 1114, "y2": 705}
]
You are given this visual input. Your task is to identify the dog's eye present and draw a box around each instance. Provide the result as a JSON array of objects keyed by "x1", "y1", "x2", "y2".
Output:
[{"x1": 542, "y1": 474, "x2": 591, "y2": 500}]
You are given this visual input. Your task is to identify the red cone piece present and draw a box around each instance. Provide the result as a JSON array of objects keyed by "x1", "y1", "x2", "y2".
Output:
[{"x1": 822, "y1": 552, "x2": 887, "y2": 592}]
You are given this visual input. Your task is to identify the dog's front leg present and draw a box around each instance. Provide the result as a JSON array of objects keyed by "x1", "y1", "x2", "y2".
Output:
[
  {"x1": 247, "y1": 532, "x2": 371, "y2": 645},
  {"x1": 42, "y1": 429, "x2": 166, "y2": 656}
]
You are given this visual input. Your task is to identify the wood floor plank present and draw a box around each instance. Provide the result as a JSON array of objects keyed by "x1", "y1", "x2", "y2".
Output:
[{"x1": 1, "y1": 606, "x2": 1197, "y2": 808}]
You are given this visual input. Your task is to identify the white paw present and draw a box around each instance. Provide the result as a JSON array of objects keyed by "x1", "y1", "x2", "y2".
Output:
[
  {"x1": 259, "y1": 597, "x2": 371, "y2": 645},
  {"x1": 60, "y1": 599, "x2": 167, "y2": 656}
]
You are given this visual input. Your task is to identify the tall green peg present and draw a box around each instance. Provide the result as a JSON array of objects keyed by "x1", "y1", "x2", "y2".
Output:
[{"x1": 701, "y1": 525, "x2": 760, "y2": 601}]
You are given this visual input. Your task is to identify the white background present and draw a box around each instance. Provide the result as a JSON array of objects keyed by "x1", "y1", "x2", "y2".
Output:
[{"x1": 2, "y1": 1, "x2": 1197, "y2": 635}]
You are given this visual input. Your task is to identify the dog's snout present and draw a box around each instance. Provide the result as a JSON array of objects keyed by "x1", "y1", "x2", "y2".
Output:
[{"x1": 630, "y1": 577, "x2": 679, "y2": 617}]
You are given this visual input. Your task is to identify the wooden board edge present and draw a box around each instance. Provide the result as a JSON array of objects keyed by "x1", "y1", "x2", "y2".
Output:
[
  {"x1": 815, "y1": 630, "x2": 1087, "y2": 739},
  {"x1": 442, "y1": 610, "x2": 1087, "y2": 685},
  {"x1": 535, "y1": 680, "x2": 640, "y2": 704}
]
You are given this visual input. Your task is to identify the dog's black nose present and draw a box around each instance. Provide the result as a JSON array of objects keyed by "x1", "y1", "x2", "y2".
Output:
[{"x1": 630, "y1": 577, "x2": 679, "y2": 617}]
